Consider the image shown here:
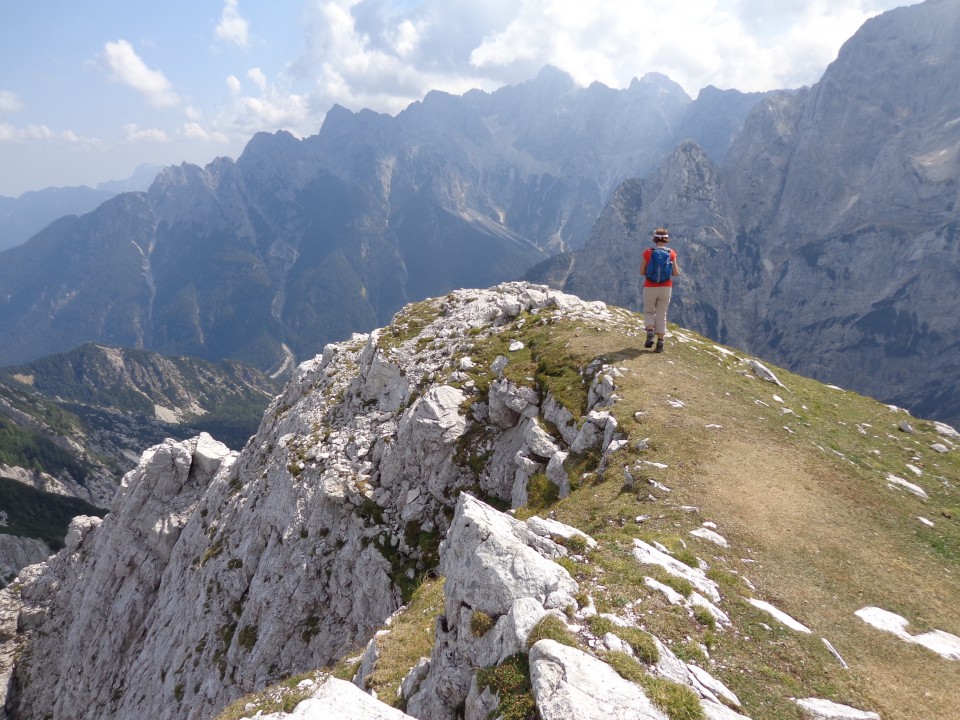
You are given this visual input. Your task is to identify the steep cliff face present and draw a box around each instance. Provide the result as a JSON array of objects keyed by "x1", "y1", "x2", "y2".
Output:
[{"x1": 554, "y1": 0, "x2": 960, "y2": 426}]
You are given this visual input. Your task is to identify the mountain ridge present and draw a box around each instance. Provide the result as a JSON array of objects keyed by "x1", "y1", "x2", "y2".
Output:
[
  {"x1": 0, "y1": 66, "x2": 765, "y2": 374},
  {"x1": 0, "y1": 164, "x2": 160, "y2": 252}
]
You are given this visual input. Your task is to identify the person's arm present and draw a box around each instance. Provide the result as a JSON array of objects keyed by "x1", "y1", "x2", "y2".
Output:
[
  {"x1": 640, "y1": 258, "x2": 648, "y2": 277},
  {"x1": 672, "y1": 251, "x2": 681, "y2": 276}
]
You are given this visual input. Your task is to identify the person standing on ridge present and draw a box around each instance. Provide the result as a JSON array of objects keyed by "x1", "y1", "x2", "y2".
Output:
[{"x1": 641, "y1": 227, "x2": 680, "y2": 353}]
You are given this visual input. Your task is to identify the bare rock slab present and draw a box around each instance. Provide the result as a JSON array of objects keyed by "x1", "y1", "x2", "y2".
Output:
[{"x1": 530, "y1": 639, "x2": 669, "y2": 720}]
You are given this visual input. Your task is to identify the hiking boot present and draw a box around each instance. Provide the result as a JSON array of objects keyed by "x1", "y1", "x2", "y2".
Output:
[
  {"x1": 644, "y1": 331, "x2": 655, "y2": 349},
  {"x1": 655, "y1": 339, "x2": 664, "y2": 353}
]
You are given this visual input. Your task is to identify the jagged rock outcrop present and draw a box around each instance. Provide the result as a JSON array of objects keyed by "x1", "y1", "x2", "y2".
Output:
[
  {"x1": 405, "y1": 493, "x2": 578, "y2": 719},
  {"x1": 550, "y1": 0, "x2": 960, "y2": 426},
  {"x1": 0, "y1": 344, "x2": 279, "y2": 582},
  {"x1": 0, "y1": 283, "x2": 634, "y2": 720}
]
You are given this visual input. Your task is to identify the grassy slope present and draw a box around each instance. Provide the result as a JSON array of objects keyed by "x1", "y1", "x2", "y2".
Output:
[
  {"x1": 220, "y1": 306, "x2": 960, "y2": 720},
  {"x1": 528, "y1": 318, "x2": 960, "y2": 720}
]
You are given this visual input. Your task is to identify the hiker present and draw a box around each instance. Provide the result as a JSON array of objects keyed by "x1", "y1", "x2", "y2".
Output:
[{"x1": 641, "y1": 227, "x2": 680, "y2": 353}]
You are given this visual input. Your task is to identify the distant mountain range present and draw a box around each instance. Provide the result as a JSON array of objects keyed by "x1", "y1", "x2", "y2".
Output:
[
  {"x1": 0, "y1": 164, "x2": 160, "y2": 252},
  {"x1": 0, "y1": 0, "x2": 957, "y2": 427},
  {"x1": 0, "y1": 69, "x2": 763, "y2": 375}
]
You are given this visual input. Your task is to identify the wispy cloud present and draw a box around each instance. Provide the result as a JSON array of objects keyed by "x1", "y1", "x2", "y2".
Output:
[
  {"x1": 215, "y1": 0, "x2": 250, "y2": 48},
  {"x1": 103, "y1": 39, "x2": 180, "y2": 108},
  {"x1": 0, "y1": 90, "x2": 100, "y2": 146},
  {"x1": 0, "y1": 122, "x2": 98, "y2": 146},
  {"x1": 182, "y1": 122, "x2": 230, "y2": 143},
  {"x1": 123, "y1": 124, "x2": 169, "y2": 143},
  {"x1": 0, "y1": 90, "x2": 24, "y2": 115}
]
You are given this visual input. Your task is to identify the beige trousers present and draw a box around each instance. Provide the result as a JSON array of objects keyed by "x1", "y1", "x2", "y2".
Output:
[{"x1": 643, "y1": 286, "x2": 672, "y2": 335}]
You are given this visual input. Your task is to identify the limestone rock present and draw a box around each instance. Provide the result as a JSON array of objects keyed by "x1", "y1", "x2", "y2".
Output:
[
  {"x1": 406, "y1": 493, "x2": 577, "y2": 719},
  {"x1": 529, "y1": 639, "x2": 668, "y2": 720},
  {"x1": 794, "y1": 697, "x2": 880, "y2": 720},
  {"x1": 258, "y1": 676, "x2": 417, "y2": 719},
  {"x1": 526, "y1": 516, "x2": 597, "y2": 551}
]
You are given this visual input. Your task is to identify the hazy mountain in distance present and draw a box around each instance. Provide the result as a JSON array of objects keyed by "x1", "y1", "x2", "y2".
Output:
[
  {"x1": 0, "y1": 164, "x2": 160, "y2": 252},
  {"x1": 0, "y1": 69, "x2": 764, "y2": 373}
]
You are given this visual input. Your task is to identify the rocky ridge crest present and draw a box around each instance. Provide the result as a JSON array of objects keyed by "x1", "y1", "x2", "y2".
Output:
[{"x1": 0, "y1": 284, "x2": 634, "y2": 719}]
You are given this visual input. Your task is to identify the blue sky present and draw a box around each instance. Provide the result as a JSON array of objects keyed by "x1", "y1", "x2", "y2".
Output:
[{"x1": 0, "y1": 0, "x2": 915, "y2": 197}]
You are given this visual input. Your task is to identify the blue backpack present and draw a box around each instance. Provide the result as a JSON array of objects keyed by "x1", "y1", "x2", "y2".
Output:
[{"x1": 645, "y1": 247, "x2": 673, "y2": 283}]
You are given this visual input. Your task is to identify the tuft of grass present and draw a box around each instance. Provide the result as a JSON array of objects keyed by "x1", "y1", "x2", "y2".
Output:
[
  {"x1": 561, "y1": 533, "x2": 589, "y2": 555},
  {"x1": 527, "y1": 614, "x2": 577, "y2": 649},
  {"x1": 671, "y1": 547, "x2": 700, "y2": 570},
  {"x1": 692, "y1": 605, "x2": 717, "y2": 631},
  {"x1": 607, "y1": 650, "x2": 647, "y2": 684},
  {"x1": 642, "y1": 676, "x2": 706, "y2": 720},
  {"x1": 475, "y1": 654, "x2": 537, "y2": 720},
  {"x1": 526, "y1": 472, "x2": 560, "y2": 509},
  {"x1": 671, "y1": 640, "x2": 708, "y2": 665},
  {"x1": 471, "y1": 610, "x2": 495, "y2": 637},
  {"x1": 215, "y1": 671, "x2": 325, "y2": 720},
  {"x1": 364, "y1": 576, "x2": 445, "y2": 706},
  {"x1": 379, "y1": 300, "x2": 445, "y2": 352},
  {"x1": 587, "y1": 615, "x2": 616, "y2": 638},
  {"x1": 618, "y1": 626, "x2": 660, "y2": 664},
  {"x1": 655, "y1": 571, "x2": 694, "y2": 599}
]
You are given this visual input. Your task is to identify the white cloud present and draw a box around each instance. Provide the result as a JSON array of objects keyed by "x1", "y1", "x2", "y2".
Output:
[
  {"x1": 0, "y1": 122, "x2": 96, "y2": 145},
  {"x1": 182, "y1": 122, "x2": 230, "y2": 143},
  {"x1": 248, "y1": 67, "x2": 268, "y2": 92},
  {"x1": 103, "y1": 39, "x2": 180, "y2": 108},
  {"x1": 290, "y1": 0, "x2": 493, "y2": 117},
  {"x1": 212, "y1": 71, "x2": 311, "y2": 137},
  {"x1": 283, "y1": 0, "x2": 911, "y2": 118},
  {"x1": 0, "y1": 90, "x2": 24, "y2": 115},
  {"x1": 390, "y1": 20, "x2": 420, "y2": 58},
  {"x1": 215, "y1": 0, "x2": 250, "y2": 48},
  {"x1": 124, "y1": 124, "x2": 169, "y2": 143}
]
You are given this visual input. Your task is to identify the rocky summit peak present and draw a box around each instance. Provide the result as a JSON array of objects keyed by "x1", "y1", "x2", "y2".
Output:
[{"x1": 2, "y1": 283, "x2": 958, "y2": 720}]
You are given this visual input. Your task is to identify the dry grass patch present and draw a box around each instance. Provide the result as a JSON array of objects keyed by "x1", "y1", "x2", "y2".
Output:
[{"x1": 365, "y1": 576, "x2": 445, "y2": 706}]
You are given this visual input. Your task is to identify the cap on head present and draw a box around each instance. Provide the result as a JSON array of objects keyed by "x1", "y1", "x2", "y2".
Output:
[{"x1": 653, "y1": 227, "x2": 670, "y2": 243}]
